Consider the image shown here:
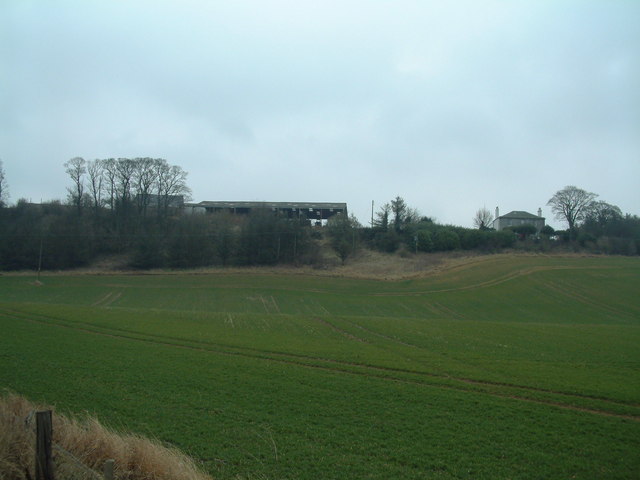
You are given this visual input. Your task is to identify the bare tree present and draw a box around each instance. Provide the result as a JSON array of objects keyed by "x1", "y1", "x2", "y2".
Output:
[
  {"x1": 473, "y1": 207, "x2": 493, "y2": 230},
  {"x1": 165, "y1": 165, "x2": 191, "y2": 200},
  {"x1": 404, "y1": 207, "x2": 421, "y2": 225},
  {"x1": 154, "y1": 159, "x2": 170, "y2": 198},
  {"x1": 102, "y1": 158, "x2": 118, "y2": 211},
  {"x1": 547, "y1": 185, "x2": 598, "y2": 239},
  {"x1": 87, "y1": 159, "x2": 104, "y2": 215},
  {"x1": 586, "y1": 201, "x2": 622, "y2": 224},
  {"x1": 155, "y1": 159, "x2": 190, "y2": 216},
  {"x1": 373, "y1": 202, "x2": 391, "y2": 230},
  {"x1": 583, "y1": 200, "x2": 623, "y2": 236},
  {"x1": 64, "y1": 157, "x2": 86, "y2": 214},
  {"x1": 0, "y1": 160, "x2": 8, "y2": 207},
  {"x1": 115, "y1": 158, "x2": 137, "y2": 207},
  {"x1": 133, "y1": 157, "x2": 157, "y2": 216}
]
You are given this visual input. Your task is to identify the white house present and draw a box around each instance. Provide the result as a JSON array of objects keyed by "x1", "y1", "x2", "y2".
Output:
[{"x1": 492, "y1": 207, "x2": 545, "y2": 233}]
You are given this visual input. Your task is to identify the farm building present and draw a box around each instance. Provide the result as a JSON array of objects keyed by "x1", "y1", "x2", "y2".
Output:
[
  {"x1": 135, "y1": 194, "x2": 185, "y2": 208},
  {"x1": 492, "y1": 207, "x2": 545, "y2": 232},
  {"x1": 184, "y1": 201, "x2": 347, "y2": 224}
]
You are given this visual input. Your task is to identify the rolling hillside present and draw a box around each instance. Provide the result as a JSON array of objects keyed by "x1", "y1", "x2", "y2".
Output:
[{"x1": 0, "y1": 254, "x2": 638, "y2": 479}]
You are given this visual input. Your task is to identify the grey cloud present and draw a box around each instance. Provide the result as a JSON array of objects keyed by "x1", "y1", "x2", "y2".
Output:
[{"x1": 1, "y1": 0, "x2": 638, "y2": 227}]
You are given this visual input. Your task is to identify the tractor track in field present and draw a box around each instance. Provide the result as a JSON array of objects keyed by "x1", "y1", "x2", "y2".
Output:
[
  {"x1": 2, "y1": 307, "x2": 638, "y2": 422},
  {"x1": 367, "y1": 266, "x2": 587, "y2": 296},
  {"x1": 91, "y1": 291, "x2": 123, "y2": 307},
  {"x1": 98, "y1": 265, "x2": 618, "y2": 298},
  {"x1": 542, "y1": 280, "x2": 633, "y2": 319},
  {"x1": 340, "y1": 318, "x2": 417, "y2": 348},
  {"x1": 313, "y1": 317, "x2": 369, "y2": 343},
  {"x1": 91, "y1": 292, "x2": 113, "y2": 307}
]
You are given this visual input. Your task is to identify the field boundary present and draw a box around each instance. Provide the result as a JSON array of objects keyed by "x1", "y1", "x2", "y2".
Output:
[{"x1": 2, "y1": 252, "x2": 632, "y2": 281}]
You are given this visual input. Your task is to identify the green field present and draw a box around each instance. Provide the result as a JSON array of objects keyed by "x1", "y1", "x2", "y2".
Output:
[{"x1": 1, "y1": 255, "x2": 639, "y2": 479}]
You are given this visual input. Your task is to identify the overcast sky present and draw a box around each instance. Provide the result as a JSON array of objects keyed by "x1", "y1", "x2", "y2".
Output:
[{"x1": 1, "y1": 0, "x2": 638, "y2": 228}]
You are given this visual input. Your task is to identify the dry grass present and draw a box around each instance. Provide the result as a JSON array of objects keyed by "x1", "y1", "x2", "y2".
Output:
[
  {"x1": 1, "y1": 249, "x2": 597, "y2": 281},
  {"x1": 1, "y1": 249, "x2": 485, "y2": 281},
  {"x1": 0, "y1": 392, "x2": 213, "y2": 480},
  {"x1": 320, "y1": 249, "x2": 470, "y2": 280}
]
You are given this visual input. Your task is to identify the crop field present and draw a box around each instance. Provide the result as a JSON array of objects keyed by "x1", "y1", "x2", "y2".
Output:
[{"x1": 1, "y1": 255, "x2": 639, "y2": 479}]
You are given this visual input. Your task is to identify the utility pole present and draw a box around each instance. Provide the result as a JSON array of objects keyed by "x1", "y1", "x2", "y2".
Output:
[
  {"x1": 371, "y1": 200, "x2": 374, "y2": 227},
  {"x1": 37, "y1": 237, "x2": 43, "y2": 283}
]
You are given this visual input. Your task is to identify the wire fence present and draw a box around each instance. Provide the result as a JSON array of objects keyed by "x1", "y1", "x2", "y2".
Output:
[
  {"x1": 22, "y1": 410, "x2": 110, "y2": 480},
  {"x1": 51, "y1": 444, "x2": 105, "y2": 480}
]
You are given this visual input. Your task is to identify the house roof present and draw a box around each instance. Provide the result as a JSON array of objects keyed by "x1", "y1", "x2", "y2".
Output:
[
  {"x1": 499, "y1": 210, "x2": 544, "y2": 220},
  {"x1": 194, "y1": 201, "x2": 347, "y2": 210},
  {"x1": 187, "y1": 201, "x2": 347, "y2": 216}
]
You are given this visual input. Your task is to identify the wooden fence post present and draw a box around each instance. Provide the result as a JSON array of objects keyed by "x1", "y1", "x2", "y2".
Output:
[
  {"x1": 35, "y1": 410, "x2": 55, "y2": 480},
  {"x1": 103, "y1": 459, "x2": 115, "y2": 480}
]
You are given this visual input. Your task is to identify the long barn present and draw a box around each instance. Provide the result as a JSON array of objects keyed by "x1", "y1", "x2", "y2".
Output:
[{"x1": 185, "y1": 201, "x2": 347, "y2": 224}]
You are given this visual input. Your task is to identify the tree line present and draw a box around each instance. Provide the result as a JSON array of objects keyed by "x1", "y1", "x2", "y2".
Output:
[
  {"x1": 325, "y1": 196, "x2": 518, "y2": 266},
  {"x1": 328, "y1": 189, "x2": 640, "y2": 263},
  {"x1": 547, "y1": 185, "x2": 640, "y2": 255},
  {"x1": 0, "y1": 159, "x2": 638, "y2": 272},
  {"x1": 62, "y1": 157, "x2": 191, "y2": 220},
  {"x1": 351, "y1": 195, "x2": 518, "y2": 257},
  {"x1": 470, "y1": 186, "x2": 640, "y2": 255},
  {"x1": 0, "y1": 158, "x2": 325, "y2": 270},
  {"x1": 0, "y1": 196, "x2": 322, "y2": 271}
]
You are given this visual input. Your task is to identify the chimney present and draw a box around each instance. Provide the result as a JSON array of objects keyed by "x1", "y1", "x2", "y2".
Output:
[
  {"x1": 538, "y1": 208, "x2": 542, "y2": 217},
  {"x1": 495, "y1": 206, "x2": 499, "y2": 219}
]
